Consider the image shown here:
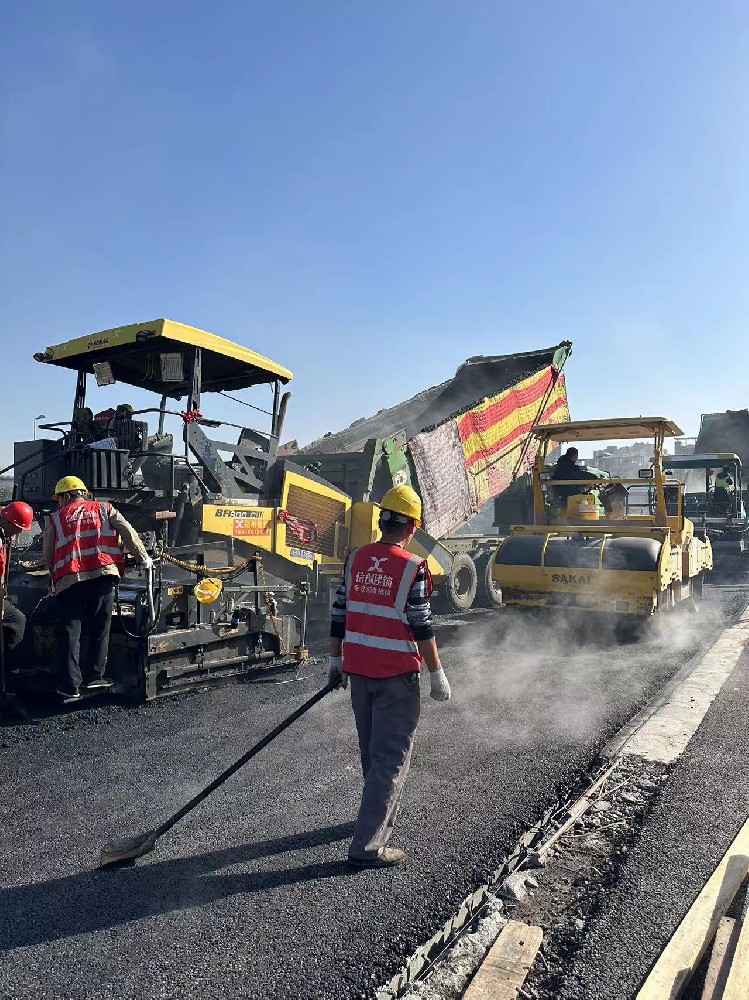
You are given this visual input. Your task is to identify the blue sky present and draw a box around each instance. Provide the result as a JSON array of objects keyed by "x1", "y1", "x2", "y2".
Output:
[{"x1": 1, "y1": 1, "x2": 747, "y2": 467}]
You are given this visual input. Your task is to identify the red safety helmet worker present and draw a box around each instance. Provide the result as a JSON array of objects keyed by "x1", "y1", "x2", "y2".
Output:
[
  {"x1": 1, "y1": 501, "x2": 34, "y2": 533},
  {"x1": 1, "y1": 501, "x2": 34, "y2": 662}
]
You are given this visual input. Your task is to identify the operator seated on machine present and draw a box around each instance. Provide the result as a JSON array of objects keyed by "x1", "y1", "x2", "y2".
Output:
[
  {"x1": 550, "y1": 447, "x2": 593, "y2": 520},
  {"x1": 711, "y1": 465, "x2": 735, "y2": 515}
]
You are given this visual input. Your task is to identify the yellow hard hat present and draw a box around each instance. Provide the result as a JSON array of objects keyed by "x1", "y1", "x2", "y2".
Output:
[
  {"x1": 194, "y1": 577, "x2": 223, "y2": 604},
  {"x1": 53, "y1": 475, "x2": 88, "y2": 498},
  {"x1": 380, "y1": 485, "x2": 422, "y2": 526}
]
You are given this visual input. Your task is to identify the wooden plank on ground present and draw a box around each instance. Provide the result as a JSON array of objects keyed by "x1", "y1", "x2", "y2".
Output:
[
  {"x1": 723, "y1": 915, "x2": 749, "y2": 1000},
  {"x1": 463, "y1": 919, "x2": 543, "y2": 1000},
  {"x1": 637, "y1": 816, "x2": 749, "y2": 1000},
  {"x1": 700, "y1": 917, "x2": 738, "y2": 1000}
]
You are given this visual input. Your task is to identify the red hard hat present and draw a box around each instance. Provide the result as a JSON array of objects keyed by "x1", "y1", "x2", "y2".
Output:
[{"x1": 1, "y1": 501, "x2": 34, "y2": 531}]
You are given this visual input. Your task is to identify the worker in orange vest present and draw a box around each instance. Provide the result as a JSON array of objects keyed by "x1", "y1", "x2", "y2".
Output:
[
  {"x1": 0, "y1": 501, "x2": 35, "y2": 658},
  {"x1": 43, "y1": 476, "x2": 151, "y2": 701},
  {"x1": 329, "y1": 485, "x2": 451, "y2": 868}
]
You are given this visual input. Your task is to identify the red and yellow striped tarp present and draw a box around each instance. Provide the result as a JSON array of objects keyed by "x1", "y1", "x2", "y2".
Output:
[
  {"x1": 458, "y1": 366, "x2": 569, "y2": 510},
  {"x1": 409, "y1": 366, "x2": 569, "y2": 537}
]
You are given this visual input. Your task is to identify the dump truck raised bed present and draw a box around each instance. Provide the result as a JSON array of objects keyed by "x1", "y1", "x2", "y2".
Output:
[
  {"x1": 491, "y1": 417, "x2": 713, "y2": 621},
  {"x1": 695, "y1": 410, "x2": 749, "y2": 469},
  {"x1": 295, "y1": 342, "x2": 573, "y2": 612}
]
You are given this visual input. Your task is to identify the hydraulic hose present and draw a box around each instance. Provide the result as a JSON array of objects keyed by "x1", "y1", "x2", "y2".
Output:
[{"x1": 115, "y1": 559, "x2": 162, "y2": 639}]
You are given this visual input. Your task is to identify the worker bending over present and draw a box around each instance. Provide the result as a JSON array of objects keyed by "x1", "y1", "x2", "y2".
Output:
[
  {"x1": 0, "y1": 502, "x2": 34, "y2": 659},
  {"x1": 328, "y1": 485, "x2": 451, "y2": 869},
  {"x1": 43, "y1": 477, "x2": 151, "y2": 701}
]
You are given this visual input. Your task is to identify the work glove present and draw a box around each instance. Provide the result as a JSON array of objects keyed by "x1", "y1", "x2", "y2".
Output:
[
  {"x1": 140, "y1": 556, "x2": 154, "y2": 571},
  {"x1": 429, "y1": 667, "x2": 451, "y2": 702},
  {"x1": 327, "y1": 655, "x2": 348, "y2": 689}
]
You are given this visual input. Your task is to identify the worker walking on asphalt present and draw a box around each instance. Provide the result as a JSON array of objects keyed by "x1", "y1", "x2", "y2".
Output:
[
  {"x1": 43, "y1": 476, "x2": 152, "y2": 701},
  {"x1": 328, "y1": 485, "x2": 451, "y2": 869},
  {"x1": 0, "y1": 502, "x2": 35, "y2": 659}
]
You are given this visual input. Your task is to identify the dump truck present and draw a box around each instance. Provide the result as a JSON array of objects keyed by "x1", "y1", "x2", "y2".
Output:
[
  {"x1": 492, "y1": 418, "x2": 713, "y2": 621},
  {"x1": 296, "y1": 341, "x2": 573, "y2": 612},
  {"x1": 695, "y1": 410, "x2": 749, "y2": 469},
  {"x1": 663, "y1": 453, "x2": 748, "y2": 564},
  {"x1": 6, "y1": 319, "x2": 362, "y2": 701}
]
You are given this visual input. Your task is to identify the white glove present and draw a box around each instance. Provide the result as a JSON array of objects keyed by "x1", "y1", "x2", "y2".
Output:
[
  {"x1": 429, "y1": 667, "x2": 451, "y2": 701},
  {"x1": 140, "y1": 556, "x2": 154, "y2": 571},
  {"x1": 327, "y1": 655, "x2": 348, "y2": 689}
]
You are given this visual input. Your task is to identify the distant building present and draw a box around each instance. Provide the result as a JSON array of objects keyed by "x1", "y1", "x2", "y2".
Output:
[
  {"x1": 674, "y1": 437, "x2": 696, "y2": 455},
  {"x1": 591, "y1": 442, "x2": 664, "y2": 479}
]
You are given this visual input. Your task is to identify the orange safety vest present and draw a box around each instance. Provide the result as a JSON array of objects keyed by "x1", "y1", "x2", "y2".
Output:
[
  {"x1": 50, "y1": 499, "x2": 125, "y2": 584},
  {"x1": 343, "y1": 543, "x2": 426, "y2": 679}
]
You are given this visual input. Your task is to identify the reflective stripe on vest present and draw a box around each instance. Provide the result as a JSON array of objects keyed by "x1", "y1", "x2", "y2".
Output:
[
  {"x1": 346, "y1": 600, "x2": 409, "y2": 624},
  {"x1": 344, "y1": 631, "x2": 419, "y2": 654},
  {"x1": 343, "y1": 543, "x2": 424, "y2": 679},
  {"x1": 51, "y1": 500, "x2": 125, "y2": 583}
]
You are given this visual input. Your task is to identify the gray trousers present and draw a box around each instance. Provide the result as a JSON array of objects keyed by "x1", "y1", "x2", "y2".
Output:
[
  {"x1": 2, "y1": 600, "x2": 26, "y2": 652},
  {"x1": 349, "y1": 671, "x2": 421, "y2": 859}
]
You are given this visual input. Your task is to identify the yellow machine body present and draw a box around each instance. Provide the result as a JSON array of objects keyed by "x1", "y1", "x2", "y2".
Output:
[
  {"x1": 305, "y1": 500, "x2": 454, "y2": 588},
  {"x1": 566, "y1": 494, "x2": 599, "y2": 521},
  {"x1": 492, "y1": 417, "x2": 713, "y2": 617},
  {"x1": 202, "y1": 469, "x2": 352, "y2": 569}
]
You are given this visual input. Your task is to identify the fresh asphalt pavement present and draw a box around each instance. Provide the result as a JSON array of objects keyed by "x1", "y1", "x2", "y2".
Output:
[
  {"x1": 559, "y1": 615, "x2": 749, "y2": 1000},
  {"x1": 1, "y1": 589, "x2": 746, "y2": 1000}
]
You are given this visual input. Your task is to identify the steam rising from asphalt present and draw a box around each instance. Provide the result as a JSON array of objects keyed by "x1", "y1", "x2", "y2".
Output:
[{"x1": 443, "y1": 600, "x2": 721, "y2": 750}]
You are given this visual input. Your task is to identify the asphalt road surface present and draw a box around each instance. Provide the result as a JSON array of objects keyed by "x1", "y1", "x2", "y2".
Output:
[
  {"x1": 1, "y1": 590, "x2": 745, "y2": 1000},
  {"x1": 559, "y1": 618, "x2": 749, "y2": 1000}
]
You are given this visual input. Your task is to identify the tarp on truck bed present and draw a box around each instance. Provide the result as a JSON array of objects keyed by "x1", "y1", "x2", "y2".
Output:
[
  {"x1": 410, "y1": 362, "x2": 569, "y2": 537},
  {"x1": 302, "y1": 344, "x2": 571, "y2": 454},
  {"x1": 300, "y1": 342, "x2": 572, "y2": 538}
]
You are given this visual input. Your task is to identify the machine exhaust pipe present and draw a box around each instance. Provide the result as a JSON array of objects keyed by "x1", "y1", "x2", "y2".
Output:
[{"x1": 275, "y1": 391, "x2": 291, "y2": 442}]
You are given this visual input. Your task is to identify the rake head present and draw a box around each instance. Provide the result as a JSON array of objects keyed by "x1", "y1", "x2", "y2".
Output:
[{"x1": 99, "y1": 830, "x2": 158, "y2": 868}]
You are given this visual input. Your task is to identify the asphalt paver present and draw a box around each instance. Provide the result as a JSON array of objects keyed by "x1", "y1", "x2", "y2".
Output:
[
  {"x1": 558, "y1": 614, "x2": 749, "y2": 999},
  {"x1": 0, "y1": 592, "x2": 743, "y2": 1000}
]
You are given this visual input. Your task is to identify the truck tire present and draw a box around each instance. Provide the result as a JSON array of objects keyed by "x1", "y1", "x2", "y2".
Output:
[
  {"x1": 474, "y1": 551, "x2": 504, "y2": 609},
  {"x1": 433, "y1": 553, "x2": 478, "y2": 613}
]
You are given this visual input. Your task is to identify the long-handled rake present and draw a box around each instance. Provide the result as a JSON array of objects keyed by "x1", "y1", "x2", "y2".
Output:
[{"x1": 100, "y1": 679, "x2": 338, "y2": 867}]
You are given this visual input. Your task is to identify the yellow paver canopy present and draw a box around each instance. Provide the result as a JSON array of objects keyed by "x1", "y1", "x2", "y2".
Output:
[{"x1": 33, "y1": 318, "x2": 292, "y2": 395}]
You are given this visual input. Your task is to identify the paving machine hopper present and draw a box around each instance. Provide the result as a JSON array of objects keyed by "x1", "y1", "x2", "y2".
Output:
[
  {"x1": 492, "y1": 418, "x2": 713, "y2": 620},
  {"x1": 7, "y1": 319, "x2": 353, "y2": 701}
]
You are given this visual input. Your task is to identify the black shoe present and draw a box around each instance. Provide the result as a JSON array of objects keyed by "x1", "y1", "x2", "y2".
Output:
[
  {"x1": 56, "y1": 689, "x2": 82, "y2": 702},
  {"x1": 82, "y1": 678, "x2": 114, "y2": 691}
]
